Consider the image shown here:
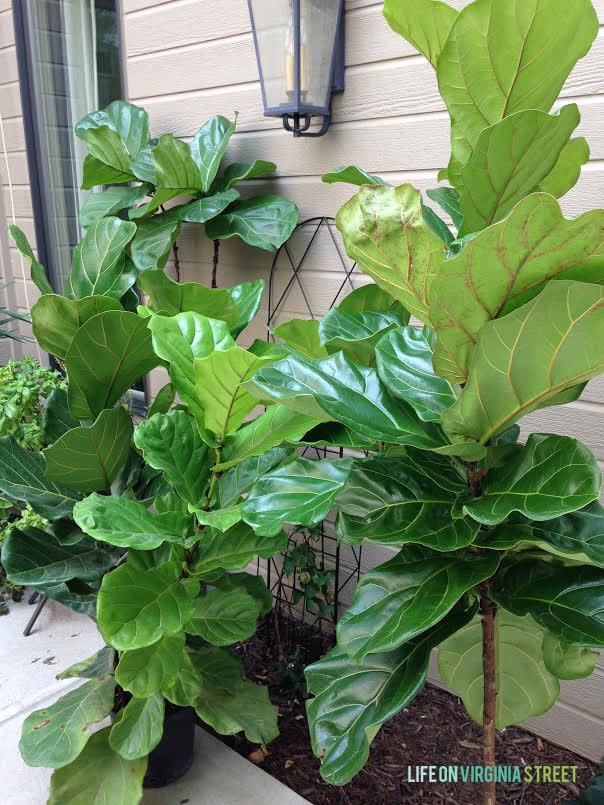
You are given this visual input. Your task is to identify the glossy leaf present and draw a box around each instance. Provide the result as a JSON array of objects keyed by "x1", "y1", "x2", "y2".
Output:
[
  {"x1": 438, "y1": 610, "x2": 559, "y2": 729},
  {"x1": 57, "y1": 646, "x2": 116, "y2": 680},
  {"x1": 336, "y1": 547, "x2": 498, "y2": 659},
  {"x1": 31, "y1": 294, "x2": 121, "y2": 359},
  {"x1": 215, "y1": 572, "x2": 273, "y2": 617},
  {"x1": 20, "y1": 678, "x2": 115, "y2": 768},
  {"x1": 76, "y1": 100, "x2": 149, "y2": 159},
  {"x1": 148, "y1": 312, "x2": 234, "y2": 434},
  {"x1": 295, "y1": 422, "x2": 377, "y2": 451},
  {"x1": 305, "y1": 602, "x2": 476, "y2": 785},
  {"x1": 109, "y1": 694, "x2": 164, "y2": 760},
  {"x1": 148, "y1": 383, "x2": 174, "y2": 417},
  {"x1": 79, "y1": 184, "x2": 151, "y2": 227},
  {"x1": 161, "y1": 650, "x2": 205, "y2": 706},
  {"x1": 458, "y1": 106, "x2": 580, "y2": 236},
  {"x1": 475, "y1": 502, "x2": 604, "y2": 568},
  {"x1": 152, "y1": 133, "x2": 202, "y2": 190},
  {"x1": 1, "y1": 526, "x2": 119, "y2": 586},
  {"x1": 190, "y1": 114, "x2": 236, "y2": 192},
  {"x1": 66, "y1": 310, "x2": 159, "y2": 419},
  {"x1": 81, "y1": 154, "x2": 133, "y2": 190},
  {"x1": 335, "y1": 184, "x2": 445, "y2": 323},
  {"x1": 336, "y1": 453, "x2": 478, "y2": 551},
  {"x1": 48, "y1": 728, "x2": 146, "y2": 805},
  {"x1": 185, "y1": 587, "x2": 260, "y2": 645},
  {"x1": 383, "y1": 0, "x2": 458, "y2": 67},
  {"x1": 376, "y1": 326, "x2": 458, "y2": 422},
  {"x1": 134, "y1": 410, "x2": 211, "y2": 507},
  {"x1": 130, "y1": 215, "x2": 181, "y2": 271},
  {"x1": 193, "y1": 505, "x2": 242, "y2": 532},
  {"x1": 249, "y1": 352, "x2": 446, "y2": 450},
  {"x1": 115, "y1": 631, "x2": 186, "y2": 697},
  {"x1": 44, "y1": 408, "x2": 133, "y2": 492},
  {"x1": 464, "y1": 435, "x2": 601, "y2": 526},
  {"x1": 218, "y1": 447, "x2": 294, "y2": 507},
  {"x1": 425, "y1": 187, "x2": 463, "y2": 231},
  {"x1": 216, "y1": 406, "x2": 320, "y2": 471},
  {"x1": 437, "y1": 0, "x2": 598, "y2": 180},
  {"x1": 205, "y1": 195, "x2": 299, "y2": 251},
  {"x1": 0, "y1": 435, "x2": 83, "y2": 519},
  {"x1": 195, "y1": 678, "x2": 278, "y2": 745},
  {"x1": 491, "y1": 560, "x2": 604, "y2": 646},
  {"x1": 74, "y1": 493, "x2": 192, "y2": 550},
  {"x1": 177, "y1": 189, "x2": 240, "y2": 223},
  {"x1": 430, "y1": 198, "x2": 604, "y2": 384},
  {"x1": 541, "y1": 137, "x2": 590, "y2": 198},
  {"x1": 542, "y1": 634, "x2": 599, "y2": 680},
  {"x1": 8, "y1": 225, "x2": 53, "y2": 295},
  {"x1": 319, "y1": 309, "x2": 408, "y2": 366},
  {"x1": 189, "y1": 522, "x2": 287, "y2": 577},
  {"x1": 213, "y1": 160, "x2": 276, "y2": 192},
  {"x1": 322, "y1": 165, "x2": 387, "y2": 186},
  {"x1": 442, "y1": 282, "x2": 604, "y2": 444},
  {"x1": 97, "y1": 559, "x2": 198, "y2": 650},
  {"x1": 273, "y1": 319, "x2": 328, "y2": 360},
  {"x1": 139, "y1": 269, "x2": 239, "y2": 323},
  {"x1": 226, "y1": 279, "x2": 265, "y2": 337},
  {"x1": 243, "y1": 457, "x2": 352, "y2": 537}
]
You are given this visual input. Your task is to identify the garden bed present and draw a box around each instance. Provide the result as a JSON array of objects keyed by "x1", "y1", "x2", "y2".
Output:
[{"x1": 211, "y1": 617, "x2": 598, "y2": 805}]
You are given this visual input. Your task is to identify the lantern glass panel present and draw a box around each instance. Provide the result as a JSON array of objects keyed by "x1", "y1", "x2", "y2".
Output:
[{"x1": 250, "y1": 0, "x2": 341, "y2": 113}]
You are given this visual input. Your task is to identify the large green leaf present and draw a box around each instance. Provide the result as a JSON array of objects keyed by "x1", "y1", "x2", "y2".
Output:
[
  {"x1": 542, "y1": 634, "x2": 599, "y2": 680},
  {"x1": 491, "y1": 560, "x2": 604, "y2": 646},
  {"x1": 242, "y1": 457, "x2": 352, "y2": 537},
  {"x1": 185, "y1": 587, "x2": 260, "y2": 646},
  {"x1": 79, "y1": 184, "x2": 151, "y2": 227},
  {"x1": 130, "y1": 215, "x2": 181, "y2": 271},
  {"x1": 0, "y1": 435, "x2": 82, "y2": 519},
  {"x1": 76, "y1": 100, "x2": 149, "y2": 160},
  {"x1": 74, "y1": 493, "x2": 192, "y2": 550},
  {"x1": 438, "y1": 610, "x2": 559, "y2": 729},
  {"x1": 475, "y1": 502, "x2": 604, "y2": 568},
  {"x1": 249, "y1": 352, "x2": 446, "y2": 450},
  {"x1": 8, "y1": 225, "x2": 53, "y2": 294},
  {"x1": 81, "y1": 154, "x2": 133, "y2": 190},
  {"x1": 376, "y1": 326, "x2": 458, "y2": 422},
  {"x1": 190, "y1": 115, "x2": 237, "y2": 192},
  {"x1": 226, "y1": 279, "x2": 265, "y2": 338},
  {"x1": 66, "y1": 310, "x2": 160, "y2": 419},
  {"x1": 148, "y1": 312, "x2": 234, "y2": 434},
  {"x1": 20, "y1": 678, "x2": 115, "y2": 768},
  {"x1": 190, "y1": 522, "x2": 287, "y2": 578},
  {"x1": 216, "y1": 406, "x2": 320, "y2": 471},
  {"x1": 48, "y1": 728, "x2": 147, "y2": 805},
  {"x1": 319, "y1": 309, "x2": 408, "y2": 366},
  {"x1": 57, "y1": 646, "x2": 116, "y2": 681},
  {"x1": 152, "y1": 133, "x2": 202, "y2": 191},
  {"x1": 161, "y1": 650, "x2": 205, "y2": 706},
  {"x1": 337, "y1": 547, "x2": 498, "y2": 659},
  {"x1": 66, "y1": 217, "x2": 137, "y2": 300},
  {"x1": 273, "y1": 319, "x2": 328, "y2": 360},
  {"x1": 1, "y1": 526, "x2": 119, "y2": 586},
  {"x1": 335, "y1": 184, "x2": 445, "y2": 323},
  {"x1": 437, "y1": 0, "x2": 598, "y2": 182},
  {"x1": 44, "y1": 408, "x2": 132, "y2": 493},
  {"x1": 213, "y1": 160, "x2": 277, "y2": 192},
  {"x1": 430, "y1": 198, "x2": 604, "y2": 384},
  {"x1": 175, "y1": 189, "x2": 240, "y2": 223},
  {"x1": 98, "y1": 559, "x2": 198, "y2": 650},
  {"x1": 214, "y1": 572, "x2": 273, "y2": 616},
  {"x1": 194, "y1": 678, "x2": 278, "y2": 745},
  {"x1": 295, "y1": 422, "x2": 377, "y2": 451},
  {"x1": 109, "y1": 694, "x2": 164, "y2": 760},
  {"x1": 383, "y1": 0, "x2": 458, "y2": 67},
  {"x1": 205, "y1": 195, "x2": 299, "y2": 251},
  {"x1": 442, "y1": 282, "x2": 604, "y2": 444},
  {"x1": 139, "y1": 269, "x2": 239, "y2": 326},
  {"x1": 305, "y1": 601, "x2": 476, "y2": 786},
  {"x1": 134, "y1": 410, "x2": 211, "y2": 507},
  {"x1": 31, "y1": 294, "x2": 121, "y2": 359},
  {"x1": 218, "y1": 447, "x2": 293, "y2": 507},
  {"x1": 193, "y1": 505, "x2": 243, "y2": 532},
  {"x1": 322, "y1": 165, "x2": 387, "y2": 187},
  {"x1": 463, "y1": 434, "x2": 601, "y2": 526},
  {"x1": 336, "y1": 453, "x2": 478, "y2": 551},
  {"x1": 195, "y1": 346, "x2": 275, "y2": 438},
  {"x1": 540, "y1": 137, "x2": 590, "y2": 198},
  {"x1": 116, "y1": 631, "x2": 185, "y2": 697},
  {"x1": 45, "y1": 388, "x2": 79, "y2": 444},
  {"x1": 458, "y1": 106, "x2": 580, "y2": 236}
]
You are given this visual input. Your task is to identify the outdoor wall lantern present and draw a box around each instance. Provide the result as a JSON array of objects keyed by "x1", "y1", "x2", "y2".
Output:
[{"x1": 247, "y1": 0, "x2": 345, "y2": 137}]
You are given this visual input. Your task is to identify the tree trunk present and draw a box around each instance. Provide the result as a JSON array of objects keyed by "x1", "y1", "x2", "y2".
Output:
[
  {"x1": 211, "y1": 239, "x2": 220, "y2": 288},
  {"x1": 480, "y1": 580, "x2": 497, "y2": 805}
]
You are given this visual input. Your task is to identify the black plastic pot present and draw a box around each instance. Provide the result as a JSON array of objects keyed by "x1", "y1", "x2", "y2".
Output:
[{"x1": 143, "y1": 704, "x2": 196, "y2": 788}]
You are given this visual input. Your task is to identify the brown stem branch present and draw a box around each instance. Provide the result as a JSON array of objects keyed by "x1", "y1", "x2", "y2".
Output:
[
  {"x1": 480, "y1": 581, "x2": 497, "y2": 805},
  {"x1": 172, "y1": 240, "x2": 181, "y2": 283},
  {"x1": 211, "y1": 239, "x2": 220, "y2": 288}
]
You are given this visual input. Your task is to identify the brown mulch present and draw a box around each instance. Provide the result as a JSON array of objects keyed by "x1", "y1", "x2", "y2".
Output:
[{"x1": 209, "y1": 616, "x2": 599, "y2": 805}]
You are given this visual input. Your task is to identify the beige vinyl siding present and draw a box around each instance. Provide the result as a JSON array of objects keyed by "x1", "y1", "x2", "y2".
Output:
[{"x1": 123, "y1": 0, "x2": 604, "y2": 761}]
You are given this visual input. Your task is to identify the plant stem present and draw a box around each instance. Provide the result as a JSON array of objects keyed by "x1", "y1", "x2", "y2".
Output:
[
  {"x1": 211, "y1": 239, "x2": 220, "y2": 288},
  {"x1": 480, "y1": 581, "x2": 497, "y2": 805},
  {"x1": 172, "y1": 241, "x2": 181, "y2": 283}
]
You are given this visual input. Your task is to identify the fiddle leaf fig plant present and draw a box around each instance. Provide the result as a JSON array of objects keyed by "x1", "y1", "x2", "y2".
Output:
[
  {"x1": 1, "y1": 104, "x2": 304, "y2": 805},
  {"x1": 238, "y1": 1, "x2": 604, "y2": 803}
]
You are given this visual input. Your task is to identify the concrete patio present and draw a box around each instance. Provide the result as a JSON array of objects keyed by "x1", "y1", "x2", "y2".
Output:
[{"x1": 0, "y1": 596, "x2": 306, "y2": 805}]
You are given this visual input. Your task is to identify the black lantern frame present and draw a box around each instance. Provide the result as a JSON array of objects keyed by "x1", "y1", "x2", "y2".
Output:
[{"x1": 247, "y1": 0, "x2": 345, "y2": 137}]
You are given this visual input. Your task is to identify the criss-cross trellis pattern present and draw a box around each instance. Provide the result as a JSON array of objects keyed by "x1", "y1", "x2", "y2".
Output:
[{"x1": 259, "y1": 217, "x2": 364, "y2": 659}]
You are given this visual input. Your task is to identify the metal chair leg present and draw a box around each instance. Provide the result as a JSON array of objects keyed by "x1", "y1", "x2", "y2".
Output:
[
  {"x1": 23, "y1": 595, "x2": 48, "y2": 636},
  {"x1": 28, "y1": 590, "x2": 39, "y2": 605}
]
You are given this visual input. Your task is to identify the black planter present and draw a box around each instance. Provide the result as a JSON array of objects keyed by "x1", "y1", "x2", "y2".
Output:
[{"x1": 143, "y1": 704, "x2": 196, "y2": 788}]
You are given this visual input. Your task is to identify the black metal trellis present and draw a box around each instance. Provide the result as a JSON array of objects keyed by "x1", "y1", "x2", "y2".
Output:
[{"x1": 259, "y1": 216, "x2": 365, "y2": 662}]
